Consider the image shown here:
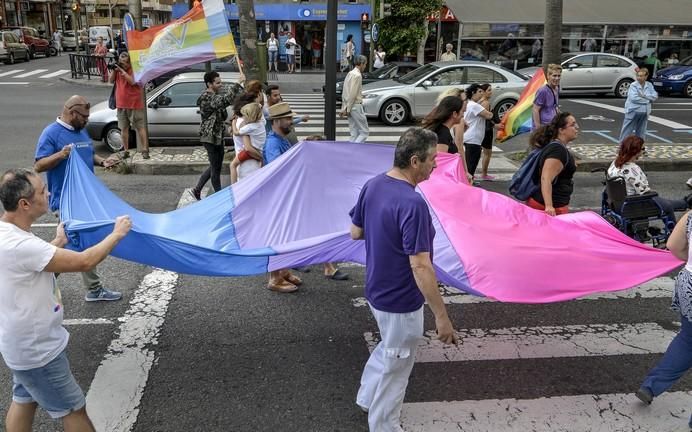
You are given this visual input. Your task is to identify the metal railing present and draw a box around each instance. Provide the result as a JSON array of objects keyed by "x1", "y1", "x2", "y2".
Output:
[{"x1": 68, "y1": 53, "x2": 110, "y2": 81}]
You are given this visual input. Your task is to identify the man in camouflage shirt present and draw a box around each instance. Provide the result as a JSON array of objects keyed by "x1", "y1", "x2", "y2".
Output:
[{"x1": 191, "y1": 71, "x2": 244, "y2": 200}]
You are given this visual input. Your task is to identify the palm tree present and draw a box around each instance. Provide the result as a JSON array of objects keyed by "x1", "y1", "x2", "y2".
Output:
[
  {"x1": 542, "y1": 0, "x2": 562, "y2": 71},
  {"x1": 236, "y1": 0, "x2": 260, "y2": 81}
]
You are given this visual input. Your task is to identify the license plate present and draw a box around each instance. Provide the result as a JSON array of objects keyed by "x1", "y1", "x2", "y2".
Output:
[{"x1": 653, "y1": 81, "x2": 663, "y2": 86}]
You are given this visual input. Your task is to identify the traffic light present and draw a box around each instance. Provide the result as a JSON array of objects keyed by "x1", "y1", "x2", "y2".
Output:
[
  {"x1": 360, "y1": 12, "x2": 369, "y2": 30},
  {"x1": 71, "y1": 1, "x2": 80, "y2": 12}
]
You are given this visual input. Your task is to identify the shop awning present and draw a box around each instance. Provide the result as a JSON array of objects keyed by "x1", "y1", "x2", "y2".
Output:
[{"x1": 445, "y1": 0, "x2": 692, "y2": 25}]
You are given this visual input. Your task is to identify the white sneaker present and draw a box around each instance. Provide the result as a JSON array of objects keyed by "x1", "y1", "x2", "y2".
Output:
[{"x1": 686, "y1": 177, "x2": 692, "y2": 189}]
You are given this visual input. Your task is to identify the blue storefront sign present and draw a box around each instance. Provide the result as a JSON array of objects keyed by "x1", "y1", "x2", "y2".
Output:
[{"x1": 172, "y1": 2, "x2": 371, "y2": 21}]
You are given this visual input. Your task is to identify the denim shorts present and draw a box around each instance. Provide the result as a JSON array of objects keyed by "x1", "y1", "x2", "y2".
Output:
[
  {"x1": 11, "y1": 349, "x2": 86, "y2": 419},
  {"x1": 287, "y1": 54, "x2": 295, "y2": 64},
  {"x1": 268, "y1": 50, "x2": 277, "y2": 63}
]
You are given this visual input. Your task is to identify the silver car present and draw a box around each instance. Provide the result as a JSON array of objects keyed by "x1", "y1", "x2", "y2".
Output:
[
  {"x1": 0, "y1": 30, "x2": 30, "y2": 64},
  {"x1": 87, "y1": 72, "x2": 241, "y2": 152},
  {"x1": 518, "y1": 52, "x2": 638, "y2": 98},
  {"x1": 361, "y1": 61, "x2": 528, "y2": 126}
]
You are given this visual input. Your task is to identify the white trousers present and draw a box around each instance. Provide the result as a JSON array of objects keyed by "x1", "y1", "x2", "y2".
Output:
[
  {"x1": 357, "y1": 304, "x2": 424, "y2": 432},
  {"x1": 349, "y1": 104, "x2": 370, "y2": 143}
]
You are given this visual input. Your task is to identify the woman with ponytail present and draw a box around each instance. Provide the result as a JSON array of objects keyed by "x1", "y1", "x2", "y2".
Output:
[{"x1": 526, "y1": 112, "x2": 579, "y2": 216}]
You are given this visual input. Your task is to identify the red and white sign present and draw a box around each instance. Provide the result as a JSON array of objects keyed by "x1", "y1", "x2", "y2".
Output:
[{"x1": 428, "y1": 6, "x2": 457, "y2": 22}]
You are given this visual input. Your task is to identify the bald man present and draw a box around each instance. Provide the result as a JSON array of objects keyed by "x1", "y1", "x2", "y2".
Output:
[{"x1": 34, "y1": 95, "x2": 123, "y2": 302}]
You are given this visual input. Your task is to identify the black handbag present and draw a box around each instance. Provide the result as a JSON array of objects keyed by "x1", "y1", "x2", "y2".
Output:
[{"x1": 108, "y1": 82, "x2": 117, "y2": 110}]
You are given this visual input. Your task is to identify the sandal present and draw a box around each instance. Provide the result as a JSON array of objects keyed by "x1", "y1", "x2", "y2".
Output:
[
  {"x1": 267, "y1": 280, "x2": 298, "y2": 293},
  {"x1": 325, "y1": 269, "x2": 349, "y2": 281},
  {"x1": 283, "y1": 273, "x2": 303, "y2": 286}
]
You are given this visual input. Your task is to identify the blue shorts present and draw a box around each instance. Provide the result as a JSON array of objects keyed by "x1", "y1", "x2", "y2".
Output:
[
  {"x1": 11, "y1": 349, "x2": 86, "y2": 419},
  {"x1": 268, "y1": 50, "x2": 277, "y2": 63},
  {"x1": 287, "y1": 54, "x2": 295, "y2": 64}
]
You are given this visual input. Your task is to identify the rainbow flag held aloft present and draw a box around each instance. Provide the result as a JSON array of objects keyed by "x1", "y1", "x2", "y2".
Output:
[
  {"x1": 127, "y1": 0, "x2": 237, "y2": 85},
  {"x1": 496, "y1": 68, "x2": 547, "y2": 142}
]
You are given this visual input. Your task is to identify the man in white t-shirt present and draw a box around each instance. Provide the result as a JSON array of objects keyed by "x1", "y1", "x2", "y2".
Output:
[
  {"x1": 285, "y1": 33, "x2": 297, "y2": 74},
  {"x1": 0, "y1": 168, "x2": 131, "y2": 432},
  {"x1": 463, "y1": 83, "x2": 495, "y2": 178}
]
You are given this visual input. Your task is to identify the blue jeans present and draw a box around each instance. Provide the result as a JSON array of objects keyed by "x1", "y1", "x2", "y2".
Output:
[
  {"x1": 620, "y1": 111, "x2": 648, "y2": 142},
  {"x1": 11, "y1": 349, "x2": 85, "y2": 419},
  {"x1": 268, "y1": 50, "x2": 277, "y2": 64},
  {"x1": 641, "y1": 314, "x2": 692, "y2": 396}
]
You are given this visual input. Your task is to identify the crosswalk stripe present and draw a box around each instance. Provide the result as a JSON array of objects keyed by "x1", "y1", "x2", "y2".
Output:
[
  {"x1": 401, "y1": 392, "x2": 692, "y2": 432},
  {"x1": 13, "y1": 69, "x2": 48, "y2": 78},
  {"x1": 364, "y1": 321, "x2": 676, "y2": 362},
  {"x1": 351, "y1": 277, "x2": 675, "y2": 307},
  {"x1": 39, "y1": 69, "x2": 70, "y2": 78},
  {"x1": 0, "y1": 69, "x2": 24, "y2": 77}
]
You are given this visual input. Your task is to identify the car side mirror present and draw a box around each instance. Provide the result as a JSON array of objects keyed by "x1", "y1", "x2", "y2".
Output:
[
  {"x1": 148, "y1": 101, "x2": 158, "y2": 109},
  {"x1": 421, "y1": 80, "x2": 433, "y2": 88},
  {"x1": 568, "y1": 63, "x2": 578, "y2": 70}
]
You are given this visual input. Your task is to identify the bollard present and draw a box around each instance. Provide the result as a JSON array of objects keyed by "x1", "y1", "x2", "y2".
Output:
[{"x1": 257, "y1": 41, "x2": 268, "y2": 84}]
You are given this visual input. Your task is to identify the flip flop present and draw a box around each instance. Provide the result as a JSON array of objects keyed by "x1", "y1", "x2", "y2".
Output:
[
  {"x1": 326, "y1": 269, "x2": 349, "y2": 281},
  {"x1": 283, "y1": 273, "x2": 303, "y2": 286},
  {"x1": 267, "y1": 281, "x2": 298, "y2": 293}
]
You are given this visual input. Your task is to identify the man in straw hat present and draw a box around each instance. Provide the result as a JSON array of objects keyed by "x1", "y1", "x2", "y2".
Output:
[{"x1": 263, "y1": 101, "x2": 304, "y2": 293}]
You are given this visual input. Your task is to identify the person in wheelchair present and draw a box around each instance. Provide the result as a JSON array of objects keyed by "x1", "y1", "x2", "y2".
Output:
[{"x1": 607, "y1": 135, "x2": 692, "y2": 222}]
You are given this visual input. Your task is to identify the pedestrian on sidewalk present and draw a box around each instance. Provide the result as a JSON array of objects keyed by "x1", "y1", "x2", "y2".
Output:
[
  {"x1": 52, "y1": 30, "x2": 62, "y2": 56},
  {"x1": 34, "y1": 95, "x2": 123, "y2": 303},
  {"x1": 374, "y1": 45, "x2": 385, "y2": 70},
  {"x1": 440, "y1": 43, "x2": 456, "y2": 61},
  {"x1": 190, "y1": 71, "x2": 244, "y2": 200},
  {"x1": 525, "y1": 112, "x2": 579, "y2": 216},
  {"x1": 93, "y1": 36, "x2": 109, "y2": 82},
  {"x1": 0, "y1": 168, "x2": 132, "y2": 432},
  {"x1": 607, "y1": 135, "x2": 692, "y2": 223},
  {"x1": 340, "y1": 55, "x2": 369, "y2": 143},
  {"x1": 463, "y1": 84, "x2": 495, "y2": 178},
  {"x1": 109, "y1": 51, "x2": 150, "y2": 159},
  {"x1": 619, "y1": 68, "x2": 657, "y2": 142},
  {"x1": 263, "y1": 102, "x2": 303, "y2": 293},
  {"x1": 344, "y1": 34, "x2": 356, "y2": 70},
  {"x1": 635, "y1": 209, "x2": 692, "y2": 423},
  {"x1": 351, "y1": 127, "x2": 458, "y2": 432},
  {"x1": 532, "y1": 63, "x2": 561, "y2": 130},
  {"x1": 267, "y1": 32, "x2": 279, "y2": 72},
  {"x1": 285, "y1": 33, "x2": 297, "y2": 74},
  {"x1": 479, "y1": 83, "x2": 500, "y2": 181}
]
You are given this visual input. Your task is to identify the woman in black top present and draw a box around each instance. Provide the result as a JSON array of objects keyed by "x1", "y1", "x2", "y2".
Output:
[
  {"x1": 527, "y1": 112, "x2": 580, "y2": 216},
  {"x1": 421, "y1": 95, "x2": 464, "y2": 154}
]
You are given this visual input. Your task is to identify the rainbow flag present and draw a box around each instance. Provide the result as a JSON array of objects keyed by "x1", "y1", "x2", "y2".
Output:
[
  {"x1": 127, "y1": 0, "x2": 237, "y2": 85},
  {"x1": 496, "y1": 68, "x2": 547, "y2": 142}
]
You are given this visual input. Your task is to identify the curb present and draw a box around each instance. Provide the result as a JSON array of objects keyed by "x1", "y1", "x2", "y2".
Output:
[
  {"x1": 59, "y1": 76, "x2": 110, "y2": 88},
  {"x1": 576, "y1": 159, "x2": 692, "y2": 172},
  {"x1": 131, "y1": 160, "x2": 231, "y2": 175}
]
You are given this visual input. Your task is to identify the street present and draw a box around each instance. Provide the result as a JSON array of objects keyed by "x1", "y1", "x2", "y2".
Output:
[{"x1": 3, "y1": 53, "x2": 692, "y2": 431}]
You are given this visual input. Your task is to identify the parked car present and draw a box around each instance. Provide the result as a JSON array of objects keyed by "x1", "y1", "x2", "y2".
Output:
[
  {"x1": 0, "y1": 30, "x2": 30, "y2": 64},
  {"x1": 62, "y1": 30, "x2": 89, "y2": 51},
  {"x1": 87, "y1": 72, "x2": 242, "y2": 152},
  {"x1": 144, "y1": 55, "x2": 241, "y2": 92},
  {"x1": 323, "y1": 61, "x2": 421, "y2": 100},
  {"x1": 652, "y1": 56, "x2": 692, "y2": 98},
  {"x1": 2, "y1": 26, "x2": 50, "y2": 59},
  {"x1": 89, "y1": 26, "x2": 115, "y2": 49},
  {"x1": 518, "y1": 52, "x2": 638, "y2": 98},
  {"x1": 361, "y1": 61, "x2": 527, "y2": 126}
]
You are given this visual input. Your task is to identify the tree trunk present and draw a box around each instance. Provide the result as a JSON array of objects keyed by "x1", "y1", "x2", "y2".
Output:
[
  {"x1": 236, "y1": 0, "x2": 260, "y2": 81},
  {"x1": 542, "y1": 0, "x2": 562, "y2": 72},
  {"x1": 416, "y1": 18, "x2": 428, "y2": 65}
]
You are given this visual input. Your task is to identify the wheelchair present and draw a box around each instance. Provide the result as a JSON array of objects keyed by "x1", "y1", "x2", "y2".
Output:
[{"x1": 593, "y1": 168, "x2": 675, "y2": 247}]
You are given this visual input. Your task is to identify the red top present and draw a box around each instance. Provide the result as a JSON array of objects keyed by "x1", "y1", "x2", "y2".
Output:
[
  {"x1": 312, "y1": 39, "x2": 321, "y2": 50},
  {"x1": 115, "y1": 68, "x2": 144, "y2": 110}
]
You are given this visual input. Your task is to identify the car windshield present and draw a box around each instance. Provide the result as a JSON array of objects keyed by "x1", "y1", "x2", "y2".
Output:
[
  {"x1": 679, "y1": 56, "x2": 692, "y2": 66},
  {"x1": 560, "y1": 53, "x2": 575, "y2": 64},
  {"x1": 369, "y1": 64, "x2": 396, "y2": 79},
  {"x1": 398, "y1": 64, "x2": 438, "y2": 84}
]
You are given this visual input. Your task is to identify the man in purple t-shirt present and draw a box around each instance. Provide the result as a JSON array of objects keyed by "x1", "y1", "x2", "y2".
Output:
[
  {"x1": 532, "y1": 63, "x2": 562, "y2": 129},
  {"x1": 350, "y1": 127, "x2": 458, "y2": 432}
]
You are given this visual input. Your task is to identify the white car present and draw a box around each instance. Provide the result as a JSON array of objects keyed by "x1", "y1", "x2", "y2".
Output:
[
  {"x1": 518, "y1": 52, "x2": 638, "y2": 98},
  {"x1": 361, "y1": 61, "x2": 528, "y2": 126}
]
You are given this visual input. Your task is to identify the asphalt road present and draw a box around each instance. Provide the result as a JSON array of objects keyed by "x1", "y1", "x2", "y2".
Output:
[{"x1": 3, "y1": 55, "x2": 692, "y2": 431}]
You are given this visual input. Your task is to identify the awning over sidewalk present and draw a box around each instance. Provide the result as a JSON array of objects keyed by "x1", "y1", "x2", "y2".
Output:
[{"x1": 445, "y1": 0, "x2": 692, "y2": 25}]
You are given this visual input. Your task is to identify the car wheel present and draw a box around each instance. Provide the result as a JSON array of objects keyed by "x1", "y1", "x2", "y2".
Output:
[
  {"x1": 684, "y1": 81, "x2": 692, "y2": 98},
  {"x1": 24, "y1": 50, "x2": 30, "y2": 62},
  {"x1": 6, "y1": 52, "x2": 15, "y2": 65},
  {"x1": 103, "y1": 124, "x2": 124, "y2": 153},
  {"x1": 48, "y1": 46, "x2": 57, "y2": 57},
  {"x1": 615, "y1": 79, "x2": 633, "y2": 98},
  {"x1": 28, "y1": 47, "x2": 34, "y2": 60},
  {"x1": 493, "y1": 99, "x2": 516, "y2": 122},
  {"x1": 380, "y1": 99, "x2": 409, "y2": 126}
]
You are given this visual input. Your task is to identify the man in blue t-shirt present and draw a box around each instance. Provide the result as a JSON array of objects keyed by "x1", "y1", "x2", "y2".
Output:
[
  {"x1": 350, "y1": 127, "x2": 458, "y2": 432},
  {"x1": 34, "y1": 95, "x2": 122, "y2": 303}
]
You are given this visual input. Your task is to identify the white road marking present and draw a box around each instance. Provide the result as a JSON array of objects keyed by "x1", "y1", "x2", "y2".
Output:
[
  {"x1": 39, "y1": 69, "x2": 71, "y2": 78},
  {"x1": 364, "y1": 322, "x2": 676, "y2": 362},
  {"x1": 31, "y1": 222, "x2": 59, "y2": 228},
  {"x1": 0, "y1": 82, "x2": 30, "y2": 85},
  {"x1": 401, "y1": 392, "x2": 692, "y2": 432},
  {"x1": 13, "y1": 69, "x2": 49, "y2": 78},
  {"x1": 64, "y1": 318, "x2": 114, "y2": 325},
  {"x1": 352, "y1": 278, "x2": 675, "y2": 307},
  {"x1": 0, "y1": 69, "x2": 24, "y2": 77},
  {"x1": 86, "y1": 269, "x2": 179, "y2": 432},
  {"x1": 570, "y1": 99, "x2": 691, "y2": 129}
]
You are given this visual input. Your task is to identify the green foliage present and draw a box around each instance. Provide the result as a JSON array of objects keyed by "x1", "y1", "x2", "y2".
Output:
[{"x1": 376, "y1": 0, "x2": 441, "y2": 58}]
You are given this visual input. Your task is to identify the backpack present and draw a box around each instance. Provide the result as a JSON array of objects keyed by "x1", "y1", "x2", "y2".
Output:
[{"x1": 509, "y1": 142, "x2": 567, "y2": 201}]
